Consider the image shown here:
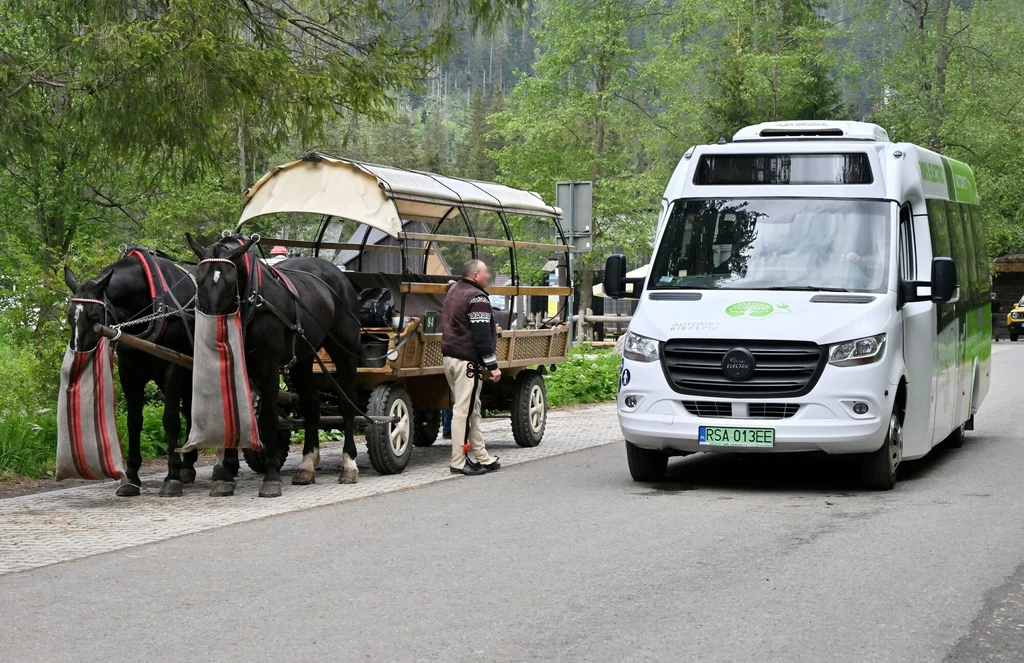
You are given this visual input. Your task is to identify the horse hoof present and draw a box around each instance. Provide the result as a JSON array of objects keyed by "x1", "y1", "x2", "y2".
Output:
[
  {"x1": 209, "y1": 480, "x2": 236, "y2": 497},
  {"x1": 291, "y1": 470, "x2": 316, "y2": 485},
  {"x1": 211, "y1": 464, "x2": 226, "y2": 481},
  {"x1": 159, "y1": 480, "x2": 184, "y2": 497},
  {"x1": 180, "y1": 468, "x2": 197, "y2": 484},
  {"x1": 115, "y1": 482, "x2": 141, "y2": 497},
  {"x1": 338, "y1": 470, "x2": 359, "y2": 485},
  {"x1": 259, "y1": 480, "x2": 283, "y2": 498}
]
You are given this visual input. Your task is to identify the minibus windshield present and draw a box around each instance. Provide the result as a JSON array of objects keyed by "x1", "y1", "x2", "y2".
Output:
[{"x1": 649, "y1": 198, "x2": 891, "y2": 293}]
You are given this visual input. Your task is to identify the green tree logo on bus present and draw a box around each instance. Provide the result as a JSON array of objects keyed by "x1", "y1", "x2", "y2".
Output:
[{"x1": 725, "y1": 301, "x2": 792, "y2": 320}]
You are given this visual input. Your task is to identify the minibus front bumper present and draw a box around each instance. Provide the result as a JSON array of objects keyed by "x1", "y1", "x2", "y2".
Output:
[{"x1": 617, "y1": 357, "x2": 895, "y2": 455}]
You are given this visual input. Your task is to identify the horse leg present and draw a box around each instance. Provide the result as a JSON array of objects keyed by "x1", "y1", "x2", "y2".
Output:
[
  {"x1": 326, "y1": 340, "x2": 360, "y2": 485},
  {"x1": 116, "y1": 371, "x2": 145, "y2": 497},
  {"x1": 257, "y1": 364, "x2": 285, "y2": 498},
  {"x1": 290, "y1": 359, "x2": 320, "y2": 486},
  {"x1": 159, "y1": 365, "x2": 185, "y2": 497},
  {"x1": 210, "y1": 447, "x2": 238, "y2": 497},
  {"x1": 180, "y1": 369, "x2": 198, "y2": 484}
]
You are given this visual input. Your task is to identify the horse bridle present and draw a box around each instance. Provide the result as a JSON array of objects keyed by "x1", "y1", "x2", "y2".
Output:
[
  {"x1": 69, "y1": 296, "x2": 114, "y2": 351},
  {"x1": 195, "y1": 258, "x2": 243, "y2": 315}
]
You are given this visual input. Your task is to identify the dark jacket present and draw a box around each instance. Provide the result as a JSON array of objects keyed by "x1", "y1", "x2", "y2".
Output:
[
  {"x1": 442, "y1": 279, "x2": 498, "y2": 369},
  {"x1": 992, "y1": 298, "x2": 1002, "y2": 316}
]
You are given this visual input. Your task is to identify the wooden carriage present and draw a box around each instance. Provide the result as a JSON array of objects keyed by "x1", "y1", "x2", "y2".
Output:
[{"x1": 237, "y1": 154, "x2": 574, "y2": 474}]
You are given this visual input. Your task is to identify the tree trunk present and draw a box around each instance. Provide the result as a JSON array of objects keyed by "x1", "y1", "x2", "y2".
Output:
[
  {"x1": 237, "y1": 113, "x2": 247, "y2": 195},
  {"x1": 930, "y1": 0, "x2": 952, "y2": 151}
]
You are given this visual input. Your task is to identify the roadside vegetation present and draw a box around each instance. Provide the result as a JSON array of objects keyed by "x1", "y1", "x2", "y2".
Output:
[{"x1": 546, "y1": 346, "x2": 621, "y2": 408}]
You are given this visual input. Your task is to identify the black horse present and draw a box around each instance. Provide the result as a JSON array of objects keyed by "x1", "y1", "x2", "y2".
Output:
[
  {"x1": 64, "y1": 250, "x2": 198, "y2": 497},
  {"x1": 186, "y1": 233, "x2": 361, "y2": 498}
]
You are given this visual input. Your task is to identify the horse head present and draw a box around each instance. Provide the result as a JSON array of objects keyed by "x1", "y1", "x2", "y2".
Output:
[
  {"x1": 64, "y1": 266, "x2": 113, "y2": 352},
  {"x1": 187, "y1": 233, "x2": 258, "y2": 316}
]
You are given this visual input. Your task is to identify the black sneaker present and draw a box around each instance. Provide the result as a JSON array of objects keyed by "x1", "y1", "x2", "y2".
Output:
[
  {"x1": 450, "y1": 464, "x2": 487, "y2": 476},
  {"x1": 482, "y1": 459, "x2": 501, "y2": 472}
]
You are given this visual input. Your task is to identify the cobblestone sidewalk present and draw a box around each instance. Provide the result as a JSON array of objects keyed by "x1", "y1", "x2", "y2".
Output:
[{"x1": 0, "y1": 403, "x2": 620, "y2": 576}]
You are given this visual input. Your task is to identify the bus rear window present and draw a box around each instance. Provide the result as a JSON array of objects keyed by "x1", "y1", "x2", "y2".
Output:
[{"x1": 694, "y1": 153, "x2": 873, "y2": 185}]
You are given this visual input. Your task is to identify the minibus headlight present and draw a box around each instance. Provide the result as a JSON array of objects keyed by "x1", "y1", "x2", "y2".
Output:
[
  {"x1": 829, "y1": 334, "x2": 886, "y2": 367},
  {"x1": 623, "y1": 331, "x2": 660, "y2": 363}
]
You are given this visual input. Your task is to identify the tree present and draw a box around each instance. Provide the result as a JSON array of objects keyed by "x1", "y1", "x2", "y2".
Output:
[
  {"x1": 493, "y1": 0, "x2": 663, "y2": 325},
  {"x1": 0, "y1": 0, "x2": 524, "y2": 330},
  {"x1": 456, "y1": 89, "x2": 500, "y2": 180},
  {"x1": 703, "y1": 0, "x2": 845, "y2": 139},
  {"x1": 872, "y1": 0, "x2": 1024, "y2": 256}
]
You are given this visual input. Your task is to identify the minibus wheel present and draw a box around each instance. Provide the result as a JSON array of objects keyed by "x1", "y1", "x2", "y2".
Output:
[
  {"x1": 626, "y1": 441, "x2": 668, "y2": 481},
  {"x1": 941, "y1": 423, "x2": 965, "y2": 449},
  {"x1": 860, "y1": 410, "x2": 903, "y2": 490}
]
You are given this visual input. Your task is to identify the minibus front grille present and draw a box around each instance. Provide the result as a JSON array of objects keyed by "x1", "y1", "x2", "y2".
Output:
[
  {"x1": 662, "y1": 340, "x2": 825, "y2": 398},
  {"x1": 748, "y1": 403, "x2": 800, "y2": 419},
  {"x1": 682, "y1": 401, "x2": 733, "y2": 417},
  {"x1": 682, "y1": 401, "x2": 801, "y2": 419}
]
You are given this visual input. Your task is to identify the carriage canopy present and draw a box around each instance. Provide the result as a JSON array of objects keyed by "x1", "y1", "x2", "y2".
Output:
[{"x1": 237, "y1": 153, "x2": 562, "y2": 237}]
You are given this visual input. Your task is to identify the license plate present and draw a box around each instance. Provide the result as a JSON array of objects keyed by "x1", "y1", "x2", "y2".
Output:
[{"x1": 699, "y1": 426, "x2": 775, "y2": 448}]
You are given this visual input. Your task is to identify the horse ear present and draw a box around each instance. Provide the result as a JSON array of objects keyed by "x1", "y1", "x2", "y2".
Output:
[
  {"x1": 95, "y1": 271, "x2": 113, "y2": 292},
  {"x1": 224, "y1": 236, "x2": 257, "y2": 261},
  {"x1": 186, "y1": 233, "x2": 208, "y2": 259},
  {"x1": 64, "y1": 265, "x2": 80, "y2": 294}
]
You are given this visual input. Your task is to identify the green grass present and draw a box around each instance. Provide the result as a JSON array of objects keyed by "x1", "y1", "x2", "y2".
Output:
[
  {"x1": 0, "y1": 412, "x2": 57, "y2": 480},
  {"x1": 546, "y1": 345, "x2": 621, "y2": 408},
  {"x1": 0, "y1": 403, "x2": 172, "y2": 480}
]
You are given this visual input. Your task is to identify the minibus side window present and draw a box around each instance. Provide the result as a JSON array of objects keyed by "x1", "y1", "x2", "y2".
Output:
[
  {"x1": 968, "y1": 205, "x2": 988, "y2": 301},
  {"x1": 899, "y1": 204, "x2": 915, "y2": 282},
  {"x1": 927, "y1": 199, "x2": 955, "y2": 331},
  {"x1": 956, "y1": 203, "x2": 981, "y2": 309}
]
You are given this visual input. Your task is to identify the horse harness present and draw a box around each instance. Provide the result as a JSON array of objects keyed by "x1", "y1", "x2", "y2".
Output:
[{"x1": 72, "y1": 248, "x2": 196, "y2": 348}]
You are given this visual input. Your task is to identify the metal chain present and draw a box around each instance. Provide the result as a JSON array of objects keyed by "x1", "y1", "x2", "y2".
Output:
[{"x1": 110, "y1": 295, "x2": 196, "y2": 330}]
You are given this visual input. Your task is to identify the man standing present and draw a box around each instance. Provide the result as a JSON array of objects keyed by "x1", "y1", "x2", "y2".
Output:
[
  {"x1": 442, "y1": 259, "x2": 502, "y2": 476},
  {"x1": 992, "y1": 291, "x2": 1003, "y2": 342}
]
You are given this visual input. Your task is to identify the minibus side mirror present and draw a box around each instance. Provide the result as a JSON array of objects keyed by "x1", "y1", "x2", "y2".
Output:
[
  {"x1": 931, "y1": 257, "x2": 958, "y2": 303},
  {"x1": 603, "y1": 254, "x2": 627, "y2": 299}
]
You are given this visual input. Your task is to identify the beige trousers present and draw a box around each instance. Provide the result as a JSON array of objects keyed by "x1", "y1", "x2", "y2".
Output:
[{"x1": 444, "y1": 356, "x2": 495, "y2": 469}]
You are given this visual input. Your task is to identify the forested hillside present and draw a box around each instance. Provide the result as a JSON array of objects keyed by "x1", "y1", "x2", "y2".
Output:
[{"x1": 1, "y1": 0, "x2": 1023, "y2": 428}]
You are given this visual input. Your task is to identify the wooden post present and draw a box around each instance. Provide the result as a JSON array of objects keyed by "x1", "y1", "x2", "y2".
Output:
[{"x1": 95, "y1": 324, "x2": 193, "y2": 369}]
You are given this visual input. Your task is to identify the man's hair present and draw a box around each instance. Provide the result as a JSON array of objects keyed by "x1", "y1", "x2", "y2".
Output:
[{"x1": 461, "y1": 258, "x2": 486, "y2": 279}]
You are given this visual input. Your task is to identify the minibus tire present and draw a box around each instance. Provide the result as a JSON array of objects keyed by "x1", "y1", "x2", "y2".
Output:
[
  {"x1": 626, "y1": 441, "x2": 668, "y2": 481},
  {"x1": 860, "y1": 410, "x2": 903, "y2": 491},
  {"x1": 941, "y1": 424, "x2": 965, "y2": 449}
]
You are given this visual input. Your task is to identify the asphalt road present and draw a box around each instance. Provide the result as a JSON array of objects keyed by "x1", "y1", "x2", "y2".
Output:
[{"x1": 4, "y1": 345, "x2": 1024, "y2": 662}]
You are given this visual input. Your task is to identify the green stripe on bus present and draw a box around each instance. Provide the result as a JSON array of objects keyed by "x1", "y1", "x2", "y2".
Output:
[
  {"x1": 945, "y1": 157, "x2": 980, "y2": 204},
  {"x1": 941, "y1": 156, "x2": 957, "y2": 201}
]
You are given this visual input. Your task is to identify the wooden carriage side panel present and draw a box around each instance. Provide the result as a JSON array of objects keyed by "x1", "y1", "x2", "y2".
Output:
[{"x1": 422, "y1": 334, "x2": 444, "y2": 368}]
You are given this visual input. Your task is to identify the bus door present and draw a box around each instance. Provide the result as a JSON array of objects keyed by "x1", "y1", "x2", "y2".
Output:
[
  {"x1": 928, "y1": 200, "x2": 958, "y2": 446},
  {"x1": 900, "y1": 202, "x2": 938, "y2": 457}
]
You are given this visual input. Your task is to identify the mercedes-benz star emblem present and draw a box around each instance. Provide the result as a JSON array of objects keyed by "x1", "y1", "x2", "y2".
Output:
[{"x1": 722, "y1": 347, "x2": 756, "y2": 381}]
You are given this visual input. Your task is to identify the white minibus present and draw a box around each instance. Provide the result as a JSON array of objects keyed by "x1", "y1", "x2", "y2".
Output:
[{"x1": 603, "y1": 120, "x2": 989, "y2": 490}]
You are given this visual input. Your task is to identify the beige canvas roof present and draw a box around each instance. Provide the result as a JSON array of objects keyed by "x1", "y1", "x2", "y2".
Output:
[{"x1": 237, "y1": 154, "x2": 562, "y2": 238}]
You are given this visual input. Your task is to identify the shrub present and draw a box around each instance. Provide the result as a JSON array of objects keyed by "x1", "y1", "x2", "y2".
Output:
[
  {"x1": 546, "y1": 346, "x2": 621, "y2": 408},
  {"x1": 0, "y1": 412, "x2": 57, "y2": 480}
]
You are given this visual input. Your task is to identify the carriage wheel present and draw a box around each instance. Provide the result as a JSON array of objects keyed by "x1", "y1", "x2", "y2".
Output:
[
  {"x1": 242, "y1": 429, "x2": 292, "y2": 474},
  {"x1": 511, "y1": 370, "x2": 546, "y2": 447},
  {"x1": 413, "y1": 410, "x2": 441, "y2": 447},
  {"x1": 365, "y1": 382, "x2": 414, "y2": 474}
]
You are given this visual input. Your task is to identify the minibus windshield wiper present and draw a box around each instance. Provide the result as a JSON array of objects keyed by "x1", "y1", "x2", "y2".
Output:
[{"x1": 760, "y1": 285, "x2": 850, "y2": 292}]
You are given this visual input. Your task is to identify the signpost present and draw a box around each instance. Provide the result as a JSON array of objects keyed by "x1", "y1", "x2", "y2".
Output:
[{"x1": 556, "y1": 181, "x2": 592, "y2": 342}]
